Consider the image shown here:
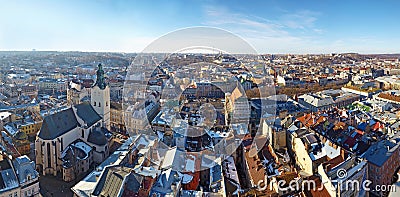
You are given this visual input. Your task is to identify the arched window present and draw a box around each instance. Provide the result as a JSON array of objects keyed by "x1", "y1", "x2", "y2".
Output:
[
  {"x1": 82, "y1": 129, "x2": 84, "y2": 138},
  {"x1": 47, "y1": 143, "x2": 51, "y2": 167},
  {"x1": 94, "y1": 102, "x2": 96, "y2": 106},
  {"x1": 99, "y1": 102, "x2": 101, "y2": 107}
]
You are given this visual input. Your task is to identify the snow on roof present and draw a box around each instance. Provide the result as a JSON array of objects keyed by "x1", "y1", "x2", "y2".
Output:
[
  {"x1": 324, "y1": 140, "x2": 341, "y2": 159},
  {"x1": 161, "y1": 148, "x2": 177, "y2": 169},
  {"x1": 224, "y1": 156, "x2": 239, "y2": 184},
  {"x1": 309, "y1": 147, "x2": 327, "y2": 161},
  {"x1": 4, "y1": 124, "x2": 18, "y2": 136},
  {"x1": 185, "y1": 155, "x2": 196, "y2": 173},
  {"x1": 0, "y1": 112, "x2": 11, "y2": 121},
  {"x1": 206, "y1": 129, "x2": 225, "y2": 138},
  {"x1": 133, "y1": 134, "x2": 157, "y2": 148},
  {"x1": 231, "y1": 123, "x2": 249, "y2": 135},
  {"x1": 72, "y1": 138, "x2": 133, "y2": 196},
  {"x1": 73, "y1": 141, "x2": 92, "y2": 156},
  {"x1": 133, "y1": 166, "x2": 159, "y2": 178},
  {"x1": 182, "y1": 174, "x2": 194, "y2": 184},
  {"x1": 0, "y1": 169, "x2": 19, "y2": 191}
]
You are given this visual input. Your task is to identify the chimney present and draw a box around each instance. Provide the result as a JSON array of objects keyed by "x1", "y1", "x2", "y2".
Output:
[
  {"x1": 325, "y1": 164, "x2": 332, "y2": 172},
  {"x1": 340, "y1": 148, "x2": 347, "y2": 160}
]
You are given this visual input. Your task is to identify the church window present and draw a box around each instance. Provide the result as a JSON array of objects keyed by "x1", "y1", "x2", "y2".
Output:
[
  {"x1": 47, "y1": 143, "x2": 51, "y2": 167},
  {"x1": 99, "y1": 102, "x2": 101, "y2": 107},
  {"x1": 94, "y1": 102, "x2": 96, "y2": 106}
]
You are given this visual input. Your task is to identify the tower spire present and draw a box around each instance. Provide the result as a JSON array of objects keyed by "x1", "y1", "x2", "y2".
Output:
[{"x1": 94, "y1": 63, "x2": 106, "y2": 89}]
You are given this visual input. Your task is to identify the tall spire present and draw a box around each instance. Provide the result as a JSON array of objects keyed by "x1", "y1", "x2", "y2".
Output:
[{"x1": 94, "y1": 63, "x2": 106, "y2": 89}]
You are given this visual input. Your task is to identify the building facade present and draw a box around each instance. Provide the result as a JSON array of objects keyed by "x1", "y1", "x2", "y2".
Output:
[
  {"x1": 91, "y1": 64, "x2": 111, "y2": 130},
  {"x1": 35, "y1": 64, "x2": 111, "y2": 182}
]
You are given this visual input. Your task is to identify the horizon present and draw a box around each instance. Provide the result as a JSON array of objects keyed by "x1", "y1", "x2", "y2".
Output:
[
  {"x1": 1, "y1": 50, "x2": 400, "y2": 56},
  {"x1": 1, "y1": 0, "x2": 400, "y2": 54}
]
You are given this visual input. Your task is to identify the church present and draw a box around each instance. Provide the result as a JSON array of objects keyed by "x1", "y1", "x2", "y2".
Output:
[{"x1": 35, "y1": 64, "x2": 111, "y2": 181}]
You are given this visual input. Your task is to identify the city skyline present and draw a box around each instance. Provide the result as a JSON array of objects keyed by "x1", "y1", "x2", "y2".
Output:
[{"x1": 1, "y1": 0, "x2": 400, "y2": 54}]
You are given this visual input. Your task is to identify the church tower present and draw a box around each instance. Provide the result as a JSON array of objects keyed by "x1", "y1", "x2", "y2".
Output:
[{"x1": 91, "y1": 64, "x2": 110, "y2": 130}]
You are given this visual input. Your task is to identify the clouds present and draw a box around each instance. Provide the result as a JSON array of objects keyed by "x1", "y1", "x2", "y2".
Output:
[
  {"x1": 203, "y1": 5, "x2": 288, "y2": 38},
  {"x1": 201, "y1": 5, "x2": 325, "y2": 53},
  {"x1": 200, "y1": 4, "x2": 400, "y2": 54},
  {"x1": 1, "y1": 0, "x2": 399, "y2": 53},
  {"x1": 279, "y1": 10, "x2": 319, "y2": 30}
]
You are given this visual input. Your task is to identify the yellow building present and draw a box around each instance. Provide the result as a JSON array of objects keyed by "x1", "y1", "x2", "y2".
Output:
[
  {"x1": 18, "y1": 120, "x2": 42, "y2": 136},
  {"x1": 13, "y1": 131, "x2": 30, "y2": 155},
  {"x1": 110, "y1": 102, "x2": 126, "y2": 134}
]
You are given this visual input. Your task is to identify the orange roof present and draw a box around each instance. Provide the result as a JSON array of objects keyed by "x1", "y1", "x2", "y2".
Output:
[
  {"x1": 325, "y1": 155, "x2": 344, "y2": 168},
  {"x1": 276, "y1": 172, "x2": 299, "y2": 185},
  {"x1": 355, "y1": 129, "x2": 364, "y2": 135},
  {"x1": 315, "y1": 116, "x2": 326, "y2": 125},
  {"x1": 297, "y1": 113, "x2": 317, "y2": 128},
  {"x1": 372, "y1": 122, "x2": 384, "y2": 131},
  {"x1": 304, "y1": 176, "x2": 331, "y2": 197},
  {"x1": 245, "y1": 151, "x2": 266, "y2": 186},
  {"x1": 333, "y1": 122, "x2": 346, "y2": 131}
]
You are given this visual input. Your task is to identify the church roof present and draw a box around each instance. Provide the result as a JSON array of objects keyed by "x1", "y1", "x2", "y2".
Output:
[
  {"x1": 38, "y1": 103, "x2": 101, "y2": 140},
  {"x1": 38, "y1": 108, "x2": 78, "y2": 140},
  {"x1": 88, "y1": 127, "x2": 108, "y2": 146},
  {"x1": 75, "y1": 102, "x2": 102, "y2": 127}
]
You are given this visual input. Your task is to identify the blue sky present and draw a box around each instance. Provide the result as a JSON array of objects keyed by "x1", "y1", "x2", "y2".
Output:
[{"x1": 1, "y1": 0, "x2": 399, "y2": 53}]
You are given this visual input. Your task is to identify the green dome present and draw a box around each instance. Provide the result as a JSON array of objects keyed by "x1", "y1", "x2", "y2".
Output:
[{"x1": 14, "y1": 131, "x2": 28, "y2": 141}]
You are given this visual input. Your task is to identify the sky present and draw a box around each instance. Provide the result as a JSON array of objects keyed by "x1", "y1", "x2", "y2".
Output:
[{"x1": 1, "y1": 0, "x2": 400, "y2": 54}]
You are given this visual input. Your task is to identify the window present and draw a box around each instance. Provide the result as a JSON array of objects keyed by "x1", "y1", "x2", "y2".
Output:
[
  {"x1": 94, "y1": 102, "x2": 96, "y2": 106},
  {"x1": 82, "y1": 129, "x2": 84, "y2": 138},
  {"x1": 106, "y1": 102, "x2": 108, "y2": 106},
  {"x1": 99, "y1": 102, "x2": 101, "y2": 107},
  {"x1": 47, "y1": 143, "x2": 51, "y2": 167}
]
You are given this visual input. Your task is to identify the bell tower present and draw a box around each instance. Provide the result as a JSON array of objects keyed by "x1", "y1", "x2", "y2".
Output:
[{"x1": 91, "y1": 63, "x2": 111, "y2": 130}]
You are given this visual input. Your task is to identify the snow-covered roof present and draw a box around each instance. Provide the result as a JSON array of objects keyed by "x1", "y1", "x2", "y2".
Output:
[
  {"x1": 161, "y1": 148, "x2": 177, "y2": 169},
  {"x1": 0, "y1": 112, "x2": 12, "y2": 121},
  {"x1": 4, "y1": 124, "x2": 18, "y2": 136}
]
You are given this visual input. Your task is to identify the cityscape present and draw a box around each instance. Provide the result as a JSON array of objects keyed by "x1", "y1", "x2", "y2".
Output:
[{"x1": 1, "y1": 1, "x2": 400, "y2": 197}]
